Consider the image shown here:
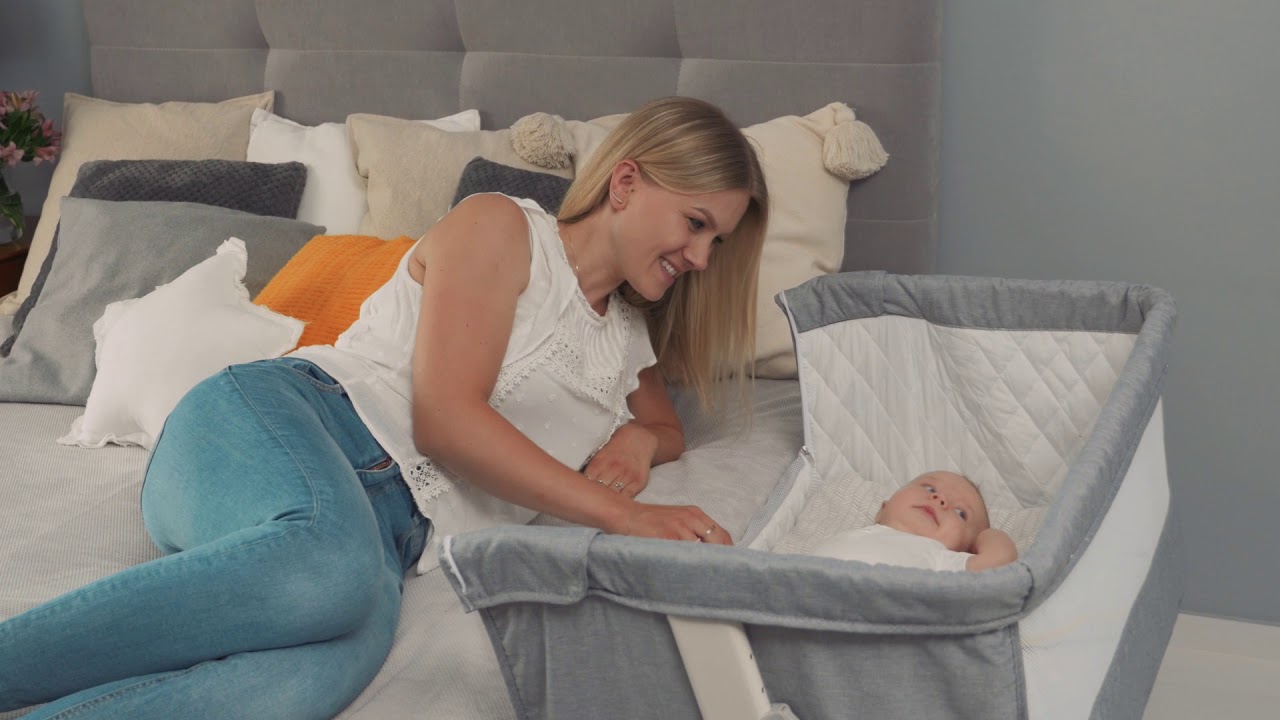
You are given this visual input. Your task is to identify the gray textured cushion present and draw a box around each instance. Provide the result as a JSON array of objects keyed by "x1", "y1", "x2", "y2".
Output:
[
  {"x1": 2, "y1": 159, "x2": 307, "y2": 356},
  {"x1": 0, "y1": 198, "x2": 323, "y2": 405},
  {"x1": 451, "y1": 157, "x2": 572, "y2": 215}
]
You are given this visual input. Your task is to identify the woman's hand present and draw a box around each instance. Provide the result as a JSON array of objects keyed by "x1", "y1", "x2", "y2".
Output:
[
  {"x1": 582, "y1": 422, "x2": 659, "y2": 498},
  {"x1": 608, "y1": 500, "x2": 733, "y2": 545}
]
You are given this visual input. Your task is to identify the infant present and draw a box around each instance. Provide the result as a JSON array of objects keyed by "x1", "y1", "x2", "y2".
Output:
[{"x1": 810, "y1": 471, "x2": 1018, "y2": 571}]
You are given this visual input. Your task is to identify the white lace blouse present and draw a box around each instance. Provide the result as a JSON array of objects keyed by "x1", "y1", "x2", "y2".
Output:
[{"x1": 291, "y1": 194, "x2": 657, "y2": 573}]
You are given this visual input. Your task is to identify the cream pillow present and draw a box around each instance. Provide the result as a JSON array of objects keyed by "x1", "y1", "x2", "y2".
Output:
[
  {"x1": 59, "y1": 238, "x2": 303, "y2": 449},
  {"x1": 247, "y1": 108, "x2": 481, "y2": 235},
  {"x1": 1, "y1": 91, "x2": 274, "y2": 315},
  {"x1": 511, "y1": 103, "x2": 888, "y2": 379},
  {"x1": 347, "y1": 114, "x2": 574, "y2": 240}
]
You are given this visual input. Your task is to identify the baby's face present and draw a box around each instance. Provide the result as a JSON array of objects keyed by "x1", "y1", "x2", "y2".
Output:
[{"x1": 877, "y1": 471, "x2": 990, "y2": 552}]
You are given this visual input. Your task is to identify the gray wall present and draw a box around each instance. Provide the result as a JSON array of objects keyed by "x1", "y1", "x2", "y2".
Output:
[
  {"x1": 3, "y1": 0, "x2": 1276, "y2": 624},
  {"x1": 0, "y1": 0, "x2": 90, "y2": 215},
  {"x1": 939, "y1": 1, "x2": 1280, "y2": 623}
]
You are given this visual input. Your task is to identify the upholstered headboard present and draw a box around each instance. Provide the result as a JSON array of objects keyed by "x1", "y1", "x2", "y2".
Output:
[{"x1": 82, "y1": 0, "x2": 940, "y2": 273}]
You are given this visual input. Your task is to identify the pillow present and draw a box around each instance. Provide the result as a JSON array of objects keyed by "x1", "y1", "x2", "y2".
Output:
[
  {"x1": 247, "y1": 108, "x2": 481, "y2": 235},
  {"x1": 0, "y1": 198, "x2": 323, "y2": 405},
  {"x1": 347, "y1": 114, "x2": 574, "y2": 240},
  {"x1": 451, "y1": 157, "x2": 573, "y2": 215},
  {"x1": 514, "y1": 103, "x2": 888, "y2": 379},
  {"x1": 0, "y1": 91, "x2": 274, "y2": 315},
  {"x1": 255, "y1": 234, "x2": 418, "y2": 350},
  {"x1": 1, "y1": 159, "x2": 308, "y2": 357},
  {"x1": 59, "y1": 238, "x2": 304, "y2": 449}
]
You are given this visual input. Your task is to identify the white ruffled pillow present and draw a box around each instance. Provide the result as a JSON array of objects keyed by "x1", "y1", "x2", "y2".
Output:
[
  {"x1": 59, "y1": 238, "x2": 304, "y2": 449},
  {"x1": 247, "y1": 108, "x2": 481, "y2": 234}
]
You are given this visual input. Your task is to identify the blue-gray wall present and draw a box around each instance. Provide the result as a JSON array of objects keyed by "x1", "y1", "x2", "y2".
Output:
[
  {"x1": 0, "y1": 0, "x2": 89, "y2": 214},
  {"x1": 940, "y1": 1, "x2": 1280, "y2": 624},
  {"x1": 2, "y1": 0, "x2": 1276, "y2": 624}
]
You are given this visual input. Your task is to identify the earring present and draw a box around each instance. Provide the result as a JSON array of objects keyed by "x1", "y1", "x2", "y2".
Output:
[{"x1": 610, "y1": 190, "x2": 624, "y2": 205}]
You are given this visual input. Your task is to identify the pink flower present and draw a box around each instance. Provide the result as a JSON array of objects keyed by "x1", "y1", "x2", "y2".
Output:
[
  {"x1": 0, "y1": 90, "x2": 61, "y2": 165},
  {"x1": 34, "y1": 145, "x2": 58, "y2": 164},
  {"x1": 0, "y1": 142, "x2": 22, "y2": 167}
]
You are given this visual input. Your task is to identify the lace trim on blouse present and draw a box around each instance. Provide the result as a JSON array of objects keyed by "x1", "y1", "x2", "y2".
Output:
[{"x1": 403, "y1": 296, "x2": 647, "y2": 504}]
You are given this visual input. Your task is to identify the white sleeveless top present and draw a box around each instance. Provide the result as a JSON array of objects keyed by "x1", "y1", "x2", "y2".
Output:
[{"x1": 291, "y1": 195, "x2": 657, "y2": 573}]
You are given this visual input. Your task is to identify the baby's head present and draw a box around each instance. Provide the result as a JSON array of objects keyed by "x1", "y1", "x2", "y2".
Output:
[{"x1": 876, "y1": 471, "x2": 990, "y2": 553}]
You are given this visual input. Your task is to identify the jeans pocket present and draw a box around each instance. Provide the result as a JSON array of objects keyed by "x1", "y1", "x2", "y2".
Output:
[
  {"x1": 277, "y1": 358, "x2": 347, "y2": 395},
  {"x1": 356, "y1": 456, "x2": 400, "y2": 490}
]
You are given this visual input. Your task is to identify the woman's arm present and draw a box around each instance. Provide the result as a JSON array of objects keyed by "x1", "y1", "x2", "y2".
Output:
[
  {"x1": 581, "y1": 366, "x2": 684, "y2": 498},
  {"x1": 409, "y1": 195, "x2": 725, "y2": 543}
]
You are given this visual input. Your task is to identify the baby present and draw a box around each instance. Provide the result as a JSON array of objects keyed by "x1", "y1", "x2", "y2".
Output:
[{"x1": 810, "y1": 470, "x2": 1018, "y2": 571}]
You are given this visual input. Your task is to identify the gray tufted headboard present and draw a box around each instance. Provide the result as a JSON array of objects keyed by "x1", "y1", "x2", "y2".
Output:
[{"x1": 83, "y1": 0, "x2": 940, "y2": 274}]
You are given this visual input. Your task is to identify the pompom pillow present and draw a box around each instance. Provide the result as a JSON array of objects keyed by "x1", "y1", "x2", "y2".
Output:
[
  {"x1": 255, "y1": 234, "x2": 418, "y2": 350},
  {"x1": 59, "y1": 238, "x2": 304, "y2": 449},
  {"x1": 247, "y1": 108, "x2": 481, "y2": 235},
  {"x1": 2, "y1": 91, "x2": 275, "y2": 315},
  {"x1": 510, "y1": 103, "x2": 888, "y2": 379}
]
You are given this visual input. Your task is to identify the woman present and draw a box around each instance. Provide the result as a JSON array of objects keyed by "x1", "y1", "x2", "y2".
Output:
[{"x1": 0, "y1": 96, "x2": 769, "y2": 719}]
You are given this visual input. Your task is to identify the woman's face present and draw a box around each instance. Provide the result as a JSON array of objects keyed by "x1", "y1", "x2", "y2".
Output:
[{"x1": 612, "y1": 175, "x2": 750, "y2": 302}]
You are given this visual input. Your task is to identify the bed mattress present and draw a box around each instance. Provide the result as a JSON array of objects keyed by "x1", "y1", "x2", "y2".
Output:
[{"x1": 0, "y1": 356, "x2": 803, "y2": 719}]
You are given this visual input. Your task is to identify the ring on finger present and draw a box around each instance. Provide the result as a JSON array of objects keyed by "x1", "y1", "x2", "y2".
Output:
[
  {"x1": 703, "y1": 525, "x2": 717, "y2": 536},
  {"x1": 612, "y1": 481, "x2": 626, "y2": 491}
]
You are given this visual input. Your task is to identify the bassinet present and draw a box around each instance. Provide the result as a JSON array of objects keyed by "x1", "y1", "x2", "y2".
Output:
[{"x1": 442, "y1": 271, "x2": 1182, "y2": 720}]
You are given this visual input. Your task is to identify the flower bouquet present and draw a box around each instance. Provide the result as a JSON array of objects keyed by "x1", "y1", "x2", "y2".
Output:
[{"x1": 1, "y1": 90, "x2": 63, "y2": 242}]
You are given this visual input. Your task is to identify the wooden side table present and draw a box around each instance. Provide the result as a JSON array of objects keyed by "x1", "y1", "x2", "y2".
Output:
[{"x1": 0, "y1": 215, "x2": 38, "y2": 298}]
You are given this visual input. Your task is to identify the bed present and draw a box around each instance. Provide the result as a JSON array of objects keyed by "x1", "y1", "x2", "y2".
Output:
[{"x1": 0, "y1": 1, "x2": 1180, "y2": 719}]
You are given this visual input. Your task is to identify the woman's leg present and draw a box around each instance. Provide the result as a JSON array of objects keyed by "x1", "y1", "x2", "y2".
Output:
[
  {"x1": 23, "y1": 546, "x2": 407, "y2": 720},
  {"x1": 0, "y1": 359, "x2": 425, "y2": 717}
]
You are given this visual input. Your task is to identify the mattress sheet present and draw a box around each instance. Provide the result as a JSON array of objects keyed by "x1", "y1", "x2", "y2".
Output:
[{"x1": 0, "y1": 378, "x2": 803, "y2": 719}]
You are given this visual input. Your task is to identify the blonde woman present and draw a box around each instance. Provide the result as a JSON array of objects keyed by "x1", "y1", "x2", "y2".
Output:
[{"x1": 0, "y1": 97, "x2": 769, "y2": 719}]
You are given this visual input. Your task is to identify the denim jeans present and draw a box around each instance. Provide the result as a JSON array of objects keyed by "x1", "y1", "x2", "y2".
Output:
[{"x1": 0, "y1": 358, "x2": 429, "y2": 719}]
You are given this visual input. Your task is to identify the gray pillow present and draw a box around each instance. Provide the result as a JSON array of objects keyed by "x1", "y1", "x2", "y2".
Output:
[
  {"x1": 451, "y1": 157, "x2": 573, "y2": 215},
  {"x1": 2, "y1": 159, "x2": 307, "y2": 356},
  {"x1": 0, "y1": 198, "x2": 323, "y2": 405}
]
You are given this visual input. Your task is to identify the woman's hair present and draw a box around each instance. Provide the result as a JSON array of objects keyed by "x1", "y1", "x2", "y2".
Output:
[{"x1": 558, "y1": 97, "x2": 769, "y2": 411}]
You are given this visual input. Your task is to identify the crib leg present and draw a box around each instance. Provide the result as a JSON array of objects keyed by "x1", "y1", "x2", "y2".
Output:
[{"x1": 666, "y1": 616, "x2": 799, "y2": 720}]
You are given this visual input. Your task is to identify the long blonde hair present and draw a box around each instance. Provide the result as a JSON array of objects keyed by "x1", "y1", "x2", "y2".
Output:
[{"x1": 558, "y1": 97, "x2": 769, "y2": 411}]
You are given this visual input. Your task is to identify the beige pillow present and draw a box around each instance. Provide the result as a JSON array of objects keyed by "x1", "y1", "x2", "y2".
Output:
[
  {"x1": 346, "y1": 114, "x2": 573, "y2": 240},
  {"x1": 1, "y1": 91, "x2": 274, "y2": 315},
  {"x1": 513, "y1": 103, "x2": 887, "y2": 379}
]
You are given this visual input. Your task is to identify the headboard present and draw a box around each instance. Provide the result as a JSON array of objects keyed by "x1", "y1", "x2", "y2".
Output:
[{"x1": 82, "y1": 0, "x2": 941, "y2": 274}]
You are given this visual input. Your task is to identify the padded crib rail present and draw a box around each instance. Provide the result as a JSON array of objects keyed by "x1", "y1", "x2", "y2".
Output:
[{"x1": 444, "y1": 527, "x2": 1031, "y2": 633}]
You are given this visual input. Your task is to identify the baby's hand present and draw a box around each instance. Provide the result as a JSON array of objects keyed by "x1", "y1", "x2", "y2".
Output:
[{"x1": 965, "y1": 528, "x2": 1018, "y2": 571}]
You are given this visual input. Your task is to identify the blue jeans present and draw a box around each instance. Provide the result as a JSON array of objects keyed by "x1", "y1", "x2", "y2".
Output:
[{"x1": 0, "y1": 358, "x2": 429, "y2": 719}]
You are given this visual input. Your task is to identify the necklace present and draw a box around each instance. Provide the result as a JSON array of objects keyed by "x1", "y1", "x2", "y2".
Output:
[{"x1": 562, "y1": 223, "x2": 580, "y2": 276}]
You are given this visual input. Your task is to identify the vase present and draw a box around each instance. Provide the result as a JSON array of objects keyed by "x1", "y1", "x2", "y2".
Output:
[{"x1": 0, "y1": 169, "x2": 23, "y2": 244}]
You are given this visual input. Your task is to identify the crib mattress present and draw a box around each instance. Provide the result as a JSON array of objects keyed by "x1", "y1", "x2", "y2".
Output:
[{"x1": 442, "y1": 272, "x2": 1184, "y2": 720}]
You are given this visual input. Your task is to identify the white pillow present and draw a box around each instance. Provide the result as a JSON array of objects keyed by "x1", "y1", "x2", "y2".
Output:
[
  {"x1": 59, "y1": 238, "x2": 304, "y2": 449},
  {"x1": 247, "y1": 108, "x2": 481, "y2": 234}
]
